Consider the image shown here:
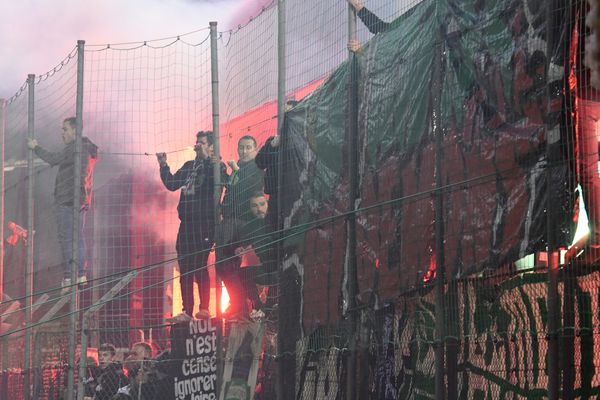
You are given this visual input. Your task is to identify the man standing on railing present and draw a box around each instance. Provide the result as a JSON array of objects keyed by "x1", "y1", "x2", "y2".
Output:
[
  {"x1": 216, "y1": 135, "x2": 264, "y2": 319},
  {"x1": 27, "y1": 117, "x2": 98, "y2": 290},
  {"x1": 157, "y1": 131, "x2": 227, "y2": 320},
  {"x1": 235, "y1": 191, "x2": 277, "y2": 314},
  {"x1": 222, "y1": 135, "x2": 264, "y2": 223},
  {"x1": 255, "y1": 100, "x2": 299, "y2": 233}
]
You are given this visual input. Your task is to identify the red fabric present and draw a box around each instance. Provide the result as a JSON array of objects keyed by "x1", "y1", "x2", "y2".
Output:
[{"x1": 576, "y1": 98, "x2": 600, "y2": 244}]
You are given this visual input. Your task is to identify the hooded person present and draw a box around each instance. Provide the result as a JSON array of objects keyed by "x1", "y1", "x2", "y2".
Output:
[{"x1": 27, "y1": 116, "x2": 98, "y2": 290}]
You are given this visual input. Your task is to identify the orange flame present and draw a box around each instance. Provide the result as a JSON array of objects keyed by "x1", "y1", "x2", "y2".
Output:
[{"x1": 221, "y1": 282, "x2": 230, "y2": 314}]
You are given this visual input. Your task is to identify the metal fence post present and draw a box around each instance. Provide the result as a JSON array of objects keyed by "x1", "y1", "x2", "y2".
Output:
[
  {"x1": 0, "y1": 97, "x2": 5, "y2": 373},
  {"x1": 67, "y1": 39, "x2": 85, "y2": 400},
  {"x1": 562, "y1": 262, "x2": 575, "y2": 399},
  {"x1": 0, "y1": 98, "x2": 4, "y2": 323},
  {"x1": 25, "y1": 73, "x2": 36, "y2": 400},
  {"x1": 276, "y1": 0, "x2": 287, "y2": 399},
  {"x1": 544, "y1": 3, "x2": 560, "y2": 399},
  {"x1": 432, "y1": 19, "x2": 446, "y2": 400},
  {"x1": 209, "y1": 21, "x2": 224, "y2": 400},
  {"x1": 346, "y1": 4, "x2": 359, "y2": 400}
]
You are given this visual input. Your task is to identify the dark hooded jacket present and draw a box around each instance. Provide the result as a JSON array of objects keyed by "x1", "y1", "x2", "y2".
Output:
[
  {"x1": 34, "y1": 137, "x2": 98, "y2": 208},
  {"x1": 255, "y1": 137, "x2": 278, "y2": 197}
]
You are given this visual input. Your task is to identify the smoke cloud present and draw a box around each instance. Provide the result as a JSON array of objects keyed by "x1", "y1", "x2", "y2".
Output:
[{"x1": 0, "y1": 0, "x2": 239, "y2": 99}]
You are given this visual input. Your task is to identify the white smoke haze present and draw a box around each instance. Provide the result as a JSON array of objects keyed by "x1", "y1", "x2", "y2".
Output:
[
  {"x1": 0, "y1": 0, "x2": 278, "y2": 294},
  {"x1": 0, "y1": 0, "x2": 245, "y2": 99},
  {"x1": 1, "y1": 0, "x2": 405, "y2": 292}
]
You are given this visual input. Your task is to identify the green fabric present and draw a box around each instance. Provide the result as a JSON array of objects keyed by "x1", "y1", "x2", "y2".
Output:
[
  {"x1": 357, "y1": 0, "x2": 436, "y2": 164},
  {"x1": 285, "y1": 0, "x2": 437, "y2": 205}
]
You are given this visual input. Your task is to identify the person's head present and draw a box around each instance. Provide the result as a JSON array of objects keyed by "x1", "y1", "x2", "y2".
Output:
[
  {"x1": 195, "y1": 131, "x2": 214, "y2": 160},
  {"x1": 237, "y1": 135, "x2": 257, "y2": 162},
  {"x1": 62, "y1": 117, "x2": 77, "y2": 144},
  {"x1": 98, "y1": 343, "x2": 117, "y2": 369},
  {"x1": 249, "y1": 192, "x2": 268, "y2": 219},
  {"x1": 285, "y1": 99, "x2": 298, "y2": 112},
  {"x1": 130, "y1": 342, "x2": 153, "y2": 361}
]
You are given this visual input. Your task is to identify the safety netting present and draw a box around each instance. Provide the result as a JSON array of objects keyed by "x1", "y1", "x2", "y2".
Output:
[{"x1": 1, "y1": 0, "x2": 600, "y2": 399}]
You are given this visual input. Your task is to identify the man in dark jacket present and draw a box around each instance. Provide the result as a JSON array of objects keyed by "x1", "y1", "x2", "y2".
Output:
[
  {"x1": 157, "y1": 131, "x2": 227, "y2": 319},
  {"x1": 217, "y1": 135, "x2": 263, "y2": 318},
  {"x1": 221, "y1": 135, "x2": 264, "y2": 222},
  {"x1": 254, "y1": 101, "x2": 300, "y2": 233},
  {"x1": 255, "y1": 135, "x2": 281, "y2": 234},
  {"x1": 27, "y1": 117, "x2": 98, "y2": 289},
  {"x1": 236, "y1": 192, "x2": 277, "y2": 311},
  {"x1": 238, "y1": 192, "x2": 273, "y2": 267},
  {"x1": 93, "y1": 343, "x2": 127, "y2": 400}
]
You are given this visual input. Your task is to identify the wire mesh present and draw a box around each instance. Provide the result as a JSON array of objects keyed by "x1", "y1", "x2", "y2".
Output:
[
  {"x1": 84, "y1": 32, "x2": 215, "y2": 350},
  {"x1": 2, "y1": 79, "x2": 30, "y2": 376},
  {"x1": 1, "y1": 0, "x2": 600, "y2": 399}
]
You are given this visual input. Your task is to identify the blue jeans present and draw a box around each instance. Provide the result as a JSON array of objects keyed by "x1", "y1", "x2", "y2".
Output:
[{"x1": 56, "y1": 205, "x2": 86, "y2": 279}]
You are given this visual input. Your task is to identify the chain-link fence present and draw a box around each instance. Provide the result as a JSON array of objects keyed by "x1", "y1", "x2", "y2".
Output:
[{"x1": 2, "y1": 0, "x2": 600, "y2": 399}]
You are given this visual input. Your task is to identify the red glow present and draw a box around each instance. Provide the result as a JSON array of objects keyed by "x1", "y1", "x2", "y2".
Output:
[
  {"x1": 167, "y1": 79, "x2": 323, "y2": 319},
  {"x1": 220, "y1": 78, "x2": 325, "y2": 161},
  {"x1": 422, "y1": 254, "x2": 436, "y2": 283},
  {"x1": 221, "y1": 282, "x2": 230, "y2": 314},
  {"x1": 538, "y1": 252, "x2": 548, "y2": 263},
  {"x1": 6, "y1": 221, "x2": 27, "y2": 246}
]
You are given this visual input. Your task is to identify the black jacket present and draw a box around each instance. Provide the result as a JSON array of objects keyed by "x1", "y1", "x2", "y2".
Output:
[
  {"x1": 93, "y1": 362, "x2": 127, "y2": 400},
  {"x1": 160, "y1": 158, "x2": 228, "y2": 223},
  {"x1": 255, "y1": 137, "x2": 279, "y2": 197},
  {"x1": 357, "y1": 7, "x2": 390, "y2": 34}
]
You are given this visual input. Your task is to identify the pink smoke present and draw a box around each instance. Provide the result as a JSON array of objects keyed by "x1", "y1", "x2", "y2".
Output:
[{"x1": 226, "y1": 0, "x2": 274, "y2": 29}]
